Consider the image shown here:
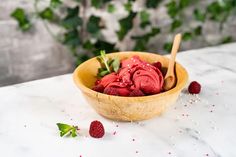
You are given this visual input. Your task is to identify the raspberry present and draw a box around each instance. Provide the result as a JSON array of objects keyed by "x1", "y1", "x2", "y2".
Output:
[
  {"x1": 95, "y1": 79, "x2": 101, "y2": 85},
  {"x1": 188, "y1": 81, "x2": 201, "y2": 94},
  {"x1": 129, "y1": 89, "x2": 145, "y2": 96},
  {"x1": 104, "y1": 87, "x2": 119, "y2": 96},
  {"x1": 89, "y1": 120, "x2": 105, "y2": 138},
  {"x1": 152, "y1": 62, "x2": 162, "y2": 70},
  {"x1": 92, "y1": 84, "x2": 105, "y2": 93}
]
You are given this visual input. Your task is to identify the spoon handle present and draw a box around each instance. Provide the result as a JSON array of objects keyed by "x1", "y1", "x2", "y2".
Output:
[{"x1": 166, "y1": 34, "x2": 182, "y2": 77}]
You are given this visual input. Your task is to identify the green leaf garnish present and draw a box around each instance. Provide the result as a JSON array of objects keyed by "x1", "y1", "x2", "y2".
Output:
[
  {"x1": 97, "y1": 50, "x2": 111, "y2": 73},
  {"x1": 56, "y1": 123, "x2": 78, "y2": 137},
  {"x1": 111, "y1": 57, "x2": 120, "y2": 73},
  {"x1": 97, "y1": 50, "x2": 120, "y2": 77}
]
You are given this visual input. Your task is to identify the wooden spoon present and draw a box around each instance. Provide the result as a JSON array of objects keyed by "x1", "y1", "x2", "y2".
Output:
[{"x1": 163, "y1": 33, "x2": 182, "y2": 91}]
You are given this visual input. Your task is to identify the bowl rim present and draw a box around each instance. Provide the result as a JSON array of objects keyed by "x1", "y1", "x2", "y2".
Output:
[{"x1": 73, "y1": 51, "x2": 188, "y2": 100}]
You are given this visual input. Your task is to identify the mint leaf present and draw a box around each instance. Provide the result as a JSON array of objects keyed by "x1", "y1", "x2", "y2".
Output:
[
  {"x1": 11, "y1": 8, "x2": 32, "y2": 31},
  {"x1": 56, "y1": 123, "x2": 78, "y2": 137},
  {"x1": 39, "y1": 7, "x2": 54, "y2": 21},
  {"x1": 116, "y1": 12, "x2": 137, "y2": 41},
  {"x1": 97, "y1": 50, "x2": 120, "y2": 76},
  {"x1": 98, "y1": 68, "x2": 109, "y2": 77},
  {"x1": 87, "y1": 15, "x2": 101, "y2": 34},
  {"x1": 61, "y1": 6, "x2": 82, "y2": 30},
  {"x1": 97, "y1": 50, "x2": 111, "y2": 73},
  {"x1": 111, "y1": 57, "x2": 120, "y2": 73},
  {"x1": 50, "y1": 0, "x2": 62, "y2": 8}
]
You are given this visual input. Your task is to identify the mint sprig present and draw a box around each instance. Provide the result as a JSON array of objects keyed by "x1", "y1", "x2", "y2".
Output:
[
  {"x1": 97, "y1": 50, "x2": 120, "y2": 77},
  {"x1": 56, "y1": 123, "x2": 78, "y2": 137}
]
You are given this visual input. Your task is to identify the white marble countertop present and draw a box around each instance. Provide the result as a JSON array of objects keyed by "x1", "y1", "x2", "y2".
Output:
[{"x1": 1, "y1": 43, "x2": 236, "y2": 157}]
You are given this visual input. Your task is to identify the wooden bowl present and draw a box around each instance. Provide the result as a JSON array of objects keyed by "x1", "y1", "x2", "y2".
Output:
[{"x1": 73, "y1": 52, "x2": 188, "y2": 121}]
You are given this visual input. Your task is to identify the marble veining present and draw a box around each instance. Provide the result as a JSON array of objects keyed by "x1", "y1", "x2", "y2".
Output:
[{"x1": 0, "y1": 43, "x2": 236, "y2": 157}]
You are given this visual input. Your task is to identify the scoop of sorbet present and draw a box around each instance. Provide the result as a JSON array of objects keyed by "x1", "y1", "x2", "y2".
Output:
[{"x1": 93, "y1": 56, "x2": 164, "y2": 96}]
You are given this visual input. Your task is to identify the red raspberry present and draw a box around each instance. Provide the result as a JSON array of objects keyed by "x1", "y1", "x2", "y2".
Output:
[
  {"x1": 188, "y1": 81, "x2": 201, "y2": 94},
  {"x1": 95, "y1": 79, "x2": 101, "y2": 85},
  {"x1": 92, "y1": 84, "x2": 105, "y2": 93},
  {"x1": 104, "y1": 87, "x2": 119, "y2": 96},
  {"x1": 89, "y1": 120, "x2": 105, "y2": 138},
  {"x1": 129, "y1": 89, "x2": 145, "y2": 96},
  {"x1": 152, "y1": 62, "x2": 162, "y2": 70}
]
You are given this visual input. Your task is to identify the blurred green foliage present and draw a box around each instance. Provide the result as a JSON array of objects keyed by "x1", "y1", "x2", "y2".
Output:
[{"x1": 11, "y1": 0, "x2": 236, "y2": 65}]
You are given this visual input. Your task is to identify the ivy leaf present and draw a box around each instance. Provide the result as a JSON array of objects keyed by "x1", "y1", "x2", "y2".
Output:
[
  {"x1": 87, "y1": 15, "x2": 101, "y2": 34},
  {"x1": 132, "y1": 27, "x2": 160, "y2": 51},
  {"x1": 193, "y1": 26, "x2": 202, "y2": 36},
  {"x1": 63, "y1": 29, "x2": 80, "y2": 48},
  {"x1": 39, "y1": 7, "x2": 54, "y2": 21},
  {"x1": 76, "y1": 54, "x2": 90, "y2": 65},
  {"x1": 107, "y1": 4, "x2": 116, "y2": 13},
  {"x1": 206, "y1": 1, "x2": 231, "y2": 22},
  {"x1": 182, "y1": 32, "x2": 192, "y2": 41},
  {"x1": 124, "y1": 1, "x2": 132, "y2": 12},
  {"x1": 56, "y1": 123, "x2": 78, "y2": 137},
  {"x1": 171, "y1": 20, "x2": 182, "y2": 32},
  {"x1": 221, "y1": 36, "x2": 233, "y2": 44},
  {"x1": 133, "y1": 40, "x2": 147, "y2": 51},
  {"x1": 179, "y1": 0, "x2": 190, "y2": 9},
  {"x1": 116, "y1": 12, "x2": 137, "y2": 41},
  {"x1": 11, "y1": 8, "x2": 32, "y2": 31},
  {"x1": 193, "y1": 9, "x2": 206, "y2": 22},
  {"x1": 166, "y1": 1, "x2": 178, "y2": 19},
  {"x1": 61, "y1": 6, "x2": 82, "y2": 30},
  {"x1": 91, "y1": 0, "x2": 111, "y2": 8},
  {"x1": 146, "y1": 0, "x2": 162, "y2": 8},
  {"x1": 163, "y1": 42, "x2": 172, "y2": 52},
  {"x1": 140, "y1": 10, "x2": 150, "y2": 29},
  {"x1": 93, "y1": 40, "x2": 116, "y2": 56},
  {"x1": 83, "y1": 40, "x2": 94, "y2": 50},
  {"x1": 132, "y1": 27, "x2": 160, "y2": 41},
  {"x1": 50, "y1": 0, "x2": 62, "y2": 8}
]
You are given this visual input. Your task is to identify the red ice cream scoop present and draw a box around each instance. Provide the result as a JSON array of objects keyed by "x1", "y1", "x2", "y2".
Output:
[{"x1": 93, "y1": 56, "x2": 164, "y2": 96}]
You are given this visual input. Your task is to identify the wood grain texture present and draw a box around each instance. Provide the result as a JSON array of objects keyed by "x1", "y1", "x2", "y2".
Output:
[{"x1": 73, "y1": 52, "x2": 188, "y2": 121}]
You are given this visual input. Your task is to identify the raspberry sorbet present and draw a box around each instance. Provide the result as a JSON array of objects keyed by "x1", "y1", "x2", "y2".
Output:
[{"x1": 92, "y1": 56, "x2": 164, "y2": 96}]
